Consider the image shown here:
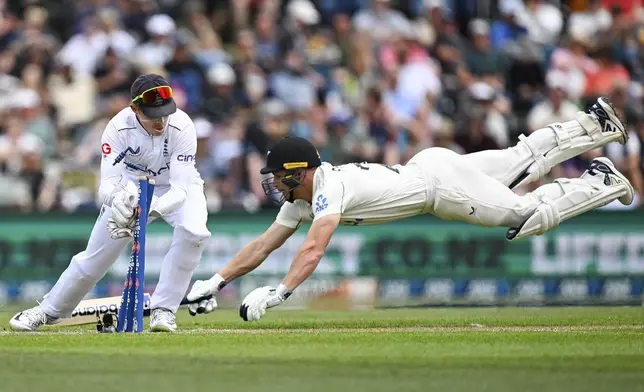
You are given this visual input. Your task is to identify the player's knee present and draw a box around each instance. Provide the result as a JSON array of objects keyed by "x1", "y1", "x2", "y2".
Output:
[
  {"x1": 175, "y1": 224, "x2": 211, "y2": 247},
  {"x1": 69, "y1": 254, "x2": 103, "y2": 281}
]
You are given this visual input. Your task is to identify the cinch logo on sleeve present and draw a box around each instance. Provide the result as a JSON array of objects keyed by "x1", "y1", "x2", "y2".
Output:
[
  {"x1": 102, "y1": 143, "x2": 111, "y2": 154},
  {"x1": 314, "y1": 194, "x2": 328, "y2": 213},
  {"x1": 177, "y1": 154, "x2": 195, "y2": 162}
]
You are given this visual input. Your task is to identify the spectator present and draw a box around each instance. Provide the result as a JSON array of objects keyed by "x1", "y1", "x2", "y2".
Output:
[
  {"x1": 584, "y1": 44, "x2": 630, "y2": 99},
  {"x1": 454, "y1": 107, "x2": 500, "y2": 153},
  {"x1": 430, "y1": 8, "x2": 466, "y2": 117},
  {"x1": 490, "y1": 0, "x2": 528, "y2": 49},
  {"x1": 269, "y1": 49, "x2": 317, "y2": 112},
  {"x1": 198, "y1": 62, "x2": 247, "y2": 208},
  {"x1": 0, "y1": 116, "x2": 46, "y2": 211},
  {"x1": 47, "y1": 61, "x2": 97, "y2": 153},
  {"x1": 231, "y1": 29, "x2": 267, "y2": 106},
  {"x1": 568, "y1": 0, "x2": 613, "y2": 39},
  {"x1": 466, "y1": 81, "x2": 510, "y2": 148},
  {"x1": 353, "y1": 0, "x2": 411, "y2": 44},
  {"x1": 516, "y1": 0, "x2": 563, "y2": 47},
  {"x1": 331, "y1": 13, "x2": 354, "y2": 68},
  {"x1": 202, "y1": 62, "x2": 239, "y2": 127},
  {"x1": 280, "y1": 0, "x2": 320, "y2": 57},
  {"x1": 16, "y1": 6, "x2": 60, "y2": 55},
  {"x1": 527, "y1": 71, "x2": 580, "y2": 133},
  {"x1": 363, "y1": 85, "x2": 400, "y2": 165},
  {"x1": 431, "y1": 117, "x2": 464, "y2": 154},
  {"x1": 305, "y1": 21, "x2": 343, "y2": 84},
  {"x1": 11, "y1": 41, "x2": 57, "y2": 84},
  {"x1": 164, "y1": 33, "x2": 208, "y2": 115},
  {"x1": 183, "y1": 0, "x2": 227, "y2": 70},
  {"x1": 344, "y1": 31, "x2": 379, "y2": 101},
  {"x1": 254, "y1": 11, "x2": 280, "y2": 73},
  {"x1": 0, "y1": 11, "x2": 21, "y2": 53},
  {"x1": 14, "y1": 88, "x2": 57, "y2": 160},
  {"x1": 244, "y1": 98, "x2": 291, "y2": 206},
  {"x1": 133, "y1": 14, "x2": 176, "y2": 70},
  {"x1": 463, "y1": 19, "x2": 510, "y2": 89},
  {"x1": 97, "y1": 8, "x2": 137, "y2": 58},
  {"x1": 549, "y1": 28, "x2": 597, "y2": 102},
  {"x1": 57, "y1": 16, "x2": 108, "y2": 76},
  {"x1": 93, "y1": 46, "x2": 137, "y2": 107}
]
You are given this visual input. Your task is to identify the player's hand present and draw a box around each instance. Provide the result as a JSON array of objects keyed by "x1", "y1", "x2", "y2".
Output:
[
  {"x1": 186, "y1": 279, "x2": 218, "y2": 316},
  {"x1": 110, "y1": 181, "x2": 139, "y2": 227},
  {"x1": 239, "y1": 285, "x2": 290, "y2": 322},
  {"x1": 107, "y1": 225, "x2": 132, "y2": 239}
]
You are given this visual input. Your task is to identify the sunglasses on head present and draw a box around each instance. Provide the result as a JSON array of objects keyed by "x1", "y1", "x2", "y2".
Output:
[{"x1": 131, "y1": 85, "x2": 173, "y2": 105}]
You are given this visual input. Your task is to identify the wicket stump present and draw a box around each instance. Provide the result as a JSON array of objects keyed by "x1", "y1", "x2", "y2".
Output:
[{"x1": 116, "y1": 176, "x2": 155, "y2": 333}]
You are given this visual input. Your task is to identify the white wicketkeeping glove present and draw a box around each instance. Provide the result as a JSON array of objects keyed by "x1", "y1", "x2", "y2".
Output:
[
  {"x1": 186, "y1": 279, "x2": 220, "y2": 316},
  {"x1": 239, "y1": 284, "x2": 292, "y2": 322},
  {"x1": 106, "y1": 181, "x2": 139, "y2": 239},
  {"x1": 107, "y1": 225, "x2": 136, "y2": 239}
]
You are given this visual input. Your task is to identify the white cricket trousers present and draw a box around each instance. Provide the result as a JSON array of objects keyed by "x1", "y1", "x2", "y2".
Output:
[
  {"x1": 409, "y1": 147, "x2": 540, "y2": 227},
  {"x1": 40, "y1": 182, "x2": 211, "y2": 317},
  {"x1": 408, "y1": 119, "x2": 603, "y2": 228}
]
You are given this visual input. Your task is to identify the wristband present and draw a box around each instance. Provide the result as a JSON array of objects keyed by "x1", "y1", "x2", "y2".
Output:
[
  {"x1": 276, "y1": 283, "x2": 293, "y2": 300},
  {"x1": 208, "y1": 273, "x2": 227, "y2": 293}
]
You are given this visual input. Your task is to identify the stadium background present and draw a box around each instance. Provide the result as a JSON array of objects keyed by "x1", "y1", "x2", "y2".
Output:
[{"x1": 0, "y1": 0, "x2": 643, "y2": 309}]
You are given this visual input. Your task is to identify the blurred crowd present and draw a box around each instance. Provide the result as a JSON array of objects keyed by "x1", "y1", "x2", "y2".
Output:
[{"x1": 0, "y1": 0, "x2": 643, "y2": 213}]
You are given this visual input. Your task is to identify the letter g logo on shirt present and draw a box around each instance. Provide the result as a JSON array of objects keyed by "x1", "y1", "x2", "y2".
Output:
[{"x1": 102, "y1": 143, "x2": 111, "y2": 154}]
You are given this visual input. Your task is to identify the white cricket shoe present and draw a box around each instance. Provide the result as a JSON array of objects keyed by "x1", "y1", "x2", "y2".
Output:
[
  {"x1": 9, "y1": 306, "x2": 61, "y2": 332},
  {"x1": 586, "y1": 157, "x2": 634, "y2": 205},
  {"x1": 149, "y1": 308, "x2": 177, "y2": 332},
  {"x1": 587, "y1": 96, "x2": 628, "y2": 144}
]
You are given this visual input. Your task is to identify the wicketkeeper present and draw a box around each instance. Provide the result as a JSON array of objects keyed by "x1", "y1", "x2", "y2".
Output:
[{"x1": 10, "y1": 74, "x2": 210, "y2": 332}]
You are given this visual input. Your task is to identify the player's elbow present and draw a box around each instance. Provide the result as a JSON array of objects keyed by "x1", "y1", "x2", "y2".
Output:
[
  {"x1": 98, "y1": 185, "x2": 111, "y2": 206},
  {"x1": 98, "y1": 182, "x2": 119, "y2": 206}
]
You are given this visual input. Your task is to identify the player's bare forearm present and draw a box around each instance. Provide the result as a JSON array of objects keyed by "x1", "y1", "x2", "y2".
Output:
[
  {"x1": 219, "y1": 239, "x2": 270, "y2": 281},
  {"x1": 281, "y1": 242, "x2": 324, "y2": 290},
  {"x1": 219, "y1": 222, "x2": 297, "y2": 282},
  {"x1": 281, "y1": 214, "x2": 340, "y2": 291}
]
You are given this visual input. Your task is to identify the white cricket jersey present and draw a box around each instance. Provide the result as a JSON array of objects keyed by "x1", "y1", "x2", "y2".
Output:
[
  {"x1": 99, "y1": 107, "x2": 203, "y2": 216},
  {"x1": 275, "y1": 162, "x2": 429, "y2": 228}
]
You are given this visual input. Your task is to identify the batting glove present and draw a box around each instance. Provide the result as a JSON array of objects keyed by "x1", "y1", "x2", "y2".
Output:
[
  {"x1": 186, "y1": 274, "x2": 225, "y2": 316},
  {"x1": 239, "y1": 284, "x2": 292, "y2": 322}
]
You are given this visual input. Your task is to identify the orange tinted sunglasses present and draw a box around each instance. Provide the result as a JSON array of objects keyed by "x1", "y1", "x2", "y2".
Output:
[{"x1": 132, "y1": 86, "x2": 173, "y2": 105}]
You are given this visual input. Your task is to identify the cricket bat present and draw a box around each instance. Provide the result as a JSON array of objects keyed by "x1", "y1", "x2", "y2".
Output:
[{"x1": 59, "y1": 294, "x2": 208, "y2": 326}]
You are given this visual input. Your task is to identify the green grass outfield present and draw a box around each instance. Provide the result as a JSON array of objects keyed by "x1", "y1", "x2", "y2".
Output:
[{"x1": 0, "y1": 307, "x2": 643, "y2": 392}]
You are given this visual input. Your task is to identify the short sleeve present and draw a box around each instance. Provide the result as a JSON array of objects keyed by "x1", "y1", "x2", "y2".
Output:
[
  {"x1": 275, "y1": 201, "x2": 306, "y2": 229},
  {"x1": 312, "y1": 179, "x2": 345, "y2": 221}
]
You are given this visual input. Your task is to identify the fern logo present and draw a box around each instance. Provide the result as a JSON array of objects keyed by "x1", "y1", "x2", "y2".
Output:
[{"x1": 314, "y1": 194, "x2": 328, "y2": 213}]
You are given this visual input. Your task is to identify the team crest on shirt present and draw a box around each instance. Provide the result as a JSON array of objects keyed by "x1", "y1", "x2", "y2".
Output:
[{"x1": 314, "y1": 194, "x2": 328, "y2": 213}]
